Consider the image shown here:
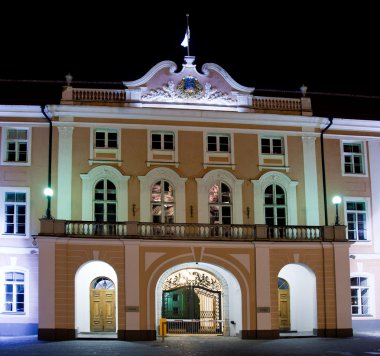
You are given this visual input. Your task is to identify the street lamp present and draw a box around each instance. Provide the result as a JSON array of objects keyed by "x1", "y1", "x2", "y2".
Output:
[{"x1": 332, "y1": 196, "x2": 342, "y2": 225}]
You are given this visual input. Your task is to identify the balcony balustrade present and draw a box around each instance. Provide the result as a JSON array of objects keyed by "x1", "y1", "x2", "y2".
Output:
[{"x1": 38, "y1": 219, "x2": 347, "y2": 242}]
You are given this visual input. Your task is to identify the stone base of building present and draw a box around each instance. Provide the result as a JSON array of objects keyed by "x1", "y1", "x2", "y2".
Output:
[
  {"x1": 0, "y1": 323, "x2": 38, "y2": 336},
  {"x1": 241, "y1": 330, "x2": 279, "y2": 339},
  {"x1": 38, "y1": 328, "x2": 157, "y2": 341},
  {"x1": 314, "y1": 328, "x2": 353, "y2": 337}
]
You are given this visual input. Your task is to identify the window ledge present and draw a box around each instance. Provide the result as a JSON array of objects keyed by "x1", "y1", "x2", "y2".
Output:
[
  {"x1": 1, "y1": 161, "x2": 31, "y2": 166},
  {"x1": 1, "y1": 312, "x2": 26, "y2": 315},
  {"x1": 259, "y1": 164, "x2": 289, "y2": 172},
  {"x1": 203, "y1": 163, "x2": 236, "y2": 170},
  {"x1": 146, "y1": 161, "x2": 179, "y2": 168},
  {"x1": 88, "y1": 159, "x2": 122, "y2": 166}
]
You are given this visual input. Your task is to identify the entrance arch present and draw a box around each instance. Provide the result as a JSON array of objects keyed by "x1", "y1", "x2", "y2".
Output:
[
  {"x1": 278, "y1": 263, "x2": 317, "y2": 333},
  {"x1": 155, "y1": 262, "x2": 242, "y2": 336},
  {"x1": 75, "y1": 260, "x2": 118, "y2": 335}
]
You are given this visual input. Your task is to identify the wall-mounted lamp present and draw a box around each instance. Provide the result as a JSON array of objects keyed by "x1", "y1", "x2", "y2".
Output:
[
  {"x1": 190, "y1": 205, "x2": 193, "y2": 218},
  {"x1": 246, "y1": 207, "x2": 250, "y2": 219},
  {"x1": 132, "y1": 204, "x2": 136, "y2": 217},
  {"x1": 332, "y1": 196, "x2": 342, "y2": 225}
]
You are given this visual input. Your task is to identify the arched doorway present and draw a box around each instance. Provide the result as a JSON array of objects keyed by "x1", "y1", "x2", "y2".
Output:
[
  {"x1": 75, "y1": 261, "x2": 118, "y2": 337},
  {"x1": 278, "y1": 263, "x2": 317, "y2": 334},
  {"x1": 156, "y1": 262, "x2": 242, "y2": 336}
]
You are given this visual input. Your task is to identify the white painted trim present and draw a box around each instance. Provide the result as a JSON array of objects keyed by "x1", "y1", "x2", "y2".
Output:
[
  {"x1": 80, "y1": 166, "x2": 130, "y2": 221},
  {"x1": 90, "y1": 127, "x2": 121, "y2": 162},
  {"x1": 138, "y1": 168, "x2": 187, "y2": 223},
  {"x1": 343, "y1": 196, "x2": 372, "y2": 244},
  {"x1": 349, "y1": 272, "x2": 375, "y2": 317},
  {"x1": 251, "y1": 171, "x2": 298, "y2": 225},
  {"x1": 302, "y1": 136, "x2": 320, "y2": 225},
  {"x1": 0, "y1": 247, "x2": 37, "y2": 254},
  {"x1": 0, "y1": 265, "x2": 30, "y2": 316},
  {"x1": 201, "y1": 62, "x2": 255, "y2": 93},
  {"x1": 196, "y1": 169, "x2": 244, "y2": 224},
  {"x1": 0, "y1": 187, "x2": 30, "y2": 238},
  {"x1": 340, "y1": 140, "x2": 368, "y2": 177},
  {"x1": 0, "y1": 127, "x2": 32, "y2": 166},
  {"x1": 147, "y1": 129, "x2": 178, "y2": 165},
  {"x1": 124, "y1": 61, "x2": 178, "y2": 87}
]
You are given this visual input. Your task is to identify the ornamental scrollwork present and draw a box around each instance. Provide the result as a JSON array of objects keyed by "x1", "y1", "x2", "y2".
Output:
[{"x1": 162, "y1": 270, "x2": 222, "y2": 291}]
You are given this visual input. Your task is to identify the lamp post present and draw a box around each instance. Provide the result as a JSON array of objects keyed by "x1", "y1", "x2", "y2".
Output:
[{"x1": 332, "y1": 196, "x2": 342, "y2": 225}]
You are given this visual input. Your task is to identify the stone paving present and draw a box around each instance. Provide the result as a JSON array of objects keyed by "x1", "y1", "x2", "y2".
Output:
[{"x1": 1, "y1": 333, "x2": 380, "y2": 355}]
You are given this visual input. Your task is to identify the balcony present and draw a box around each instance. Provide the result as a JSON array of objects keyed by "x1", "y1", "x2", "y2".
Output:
[{"x1": 38, "y1": 220, "x2": 347, "y2": 242}]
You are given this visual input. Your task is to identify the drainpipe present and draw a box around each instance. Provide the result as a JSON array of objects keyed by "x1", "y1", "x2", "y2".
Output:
[
  {"x1": 41, "y1": 105, "x2": 53, "y2": 219},
  {"x1": 321, "y1": 117, "x2": 333, "y2": 226}
]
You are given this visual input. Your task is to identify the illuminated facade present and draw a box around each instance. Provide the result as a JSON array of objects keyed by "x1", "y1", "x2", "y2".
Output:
[{"x1": 0, "y1": 56, "x2": 379, "y2": 339}]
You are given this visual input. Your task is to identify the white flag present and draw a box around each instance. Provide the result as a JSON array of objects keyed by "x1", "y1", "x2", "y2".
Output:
[{"x1": 181, "y1": 27, "x2": 190, "y2": 47}]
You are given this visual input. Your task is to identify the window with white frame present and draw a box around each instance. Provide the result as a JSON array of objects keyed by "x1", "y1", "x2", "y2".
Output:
[
  {"x1": 343, "y1": 142, "x2": 365, "y2": 175},
  {"x1": 351, "y1": 276, "x2": 369, "y2": 315},
  {"x1": 346, "y1": 201, "x2": 367, "y2": 241},
  {"x1": 207, "y1": 134, "x2": 230, "y2": 152},
  {"x1": 4, "y1": 271, "x2": 25, "y2": 313},
  {"x1": 264, "y1": 184, "x2": 287, "y2": 226},
  {"x1": 261, "y1": 137, "x2": 284, "y2": 155},
  {"x1": 208, "y1": 182, "x2": 232, "y2": 225},
  {"x1": 4, "y1": 192, "x2": 26, "y2": 235},
  {"x1": 95, "y1": 129, "x2": 118, "y2": 148},
  {"x1": 151, "y1": 132, "x2": 174, "y2": 150},
  {"x1": 94, "y1": 179, "x2": 117, "y2": 222},
  {"x1": 1, "y1": 128, "x2": 30, "y2": 164}
]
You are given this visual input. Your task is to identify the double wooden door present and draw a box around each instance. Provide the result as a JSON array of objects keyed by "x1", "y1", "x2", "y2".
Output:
[{"x1": 90, "y1": 289, "x2": 116, "y2": 332}]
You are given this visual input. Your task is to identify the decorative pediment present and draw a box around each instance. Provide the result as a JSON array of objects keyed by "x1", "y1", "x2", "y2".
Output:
[{"x1": 124, "y1": 56, "x2": 254, "y2": 108}]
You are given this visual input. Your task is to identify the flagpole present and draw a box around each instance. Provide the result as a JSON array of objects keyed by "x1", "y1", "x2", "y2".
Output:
[{"x1": 186, "y1": 13, "x2": 190, "y2": 57}]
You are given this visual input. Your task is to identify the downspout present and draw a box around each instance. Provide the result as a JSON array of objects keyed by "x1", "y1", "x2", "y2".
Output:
[
  {"x1": 41, "y1": 105, "x2": 53, "y2": 219},
  {"x1": 321, "y1": 117, "x2": 333, "y2": 226}
]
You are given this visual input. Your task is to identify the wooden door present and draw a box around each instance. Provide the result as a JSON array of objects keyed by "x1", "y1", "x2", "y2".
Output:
[
  {"x1": 90, "y1": 289, "x2": 115, "y2": 332},
  {"x1": 278, "y1": 289, "x2": 290, "y2": 330}
]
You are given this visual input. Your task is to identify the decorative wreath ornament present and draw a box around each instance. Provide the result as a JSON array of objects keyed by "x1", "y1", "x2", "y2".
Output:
[{"x1": 177, "y1": 76, "x2": 203, "y2": 98}]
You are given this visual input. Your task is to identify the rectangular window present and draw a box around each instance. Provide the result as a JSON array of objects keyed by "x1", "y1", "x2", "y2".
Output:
[
  {"x1": 261, "y1": 137, "x2": 284, "y2": 154},
  {"x1": 5, "y1": 192, "x2": 26, "y2": 234},
  {"x1": 207, "y1": 135, "x2": 230, "y2": 152},
  {"x1": 5, "y1": 129, "x2": 28, "y2": 162},
  {"x1": 4, "y1": 272, "x2": 25, "y2": 313},
  {"x1": 151, "y1": 133, "x2": 174, "y2": 150},
  {"x1": 346, "y1": 201, "x2": 367, "y2": 241},
  {"x1": 351, "y1": 277, "x2": 369, "y2": 315},
  {"x1": 95, "y1": 130, "x2": 118, "y2": 148},
  {"x1": 343, "y1": 142, "x2": 364, "y2": 174}
]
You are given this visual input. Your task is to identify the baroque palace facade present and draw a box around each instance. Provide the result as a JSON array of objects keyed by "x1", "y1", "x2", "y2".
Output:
[{"x1": 0, "y1": 56, "x2": 379, "y2": 340}]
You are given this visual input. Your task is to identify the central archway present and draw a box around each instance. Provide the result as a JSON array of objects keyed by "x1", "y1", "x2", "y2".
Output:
[{"x1": 156, "y1": 262, "x2": 242, "y2": 336}]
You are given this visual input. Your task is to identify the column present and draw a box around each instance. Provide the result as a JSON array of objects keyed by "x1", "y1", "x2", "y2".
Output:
[
  {"x1": 302, "y1": 136, "x2": 319, "y2": 225},
  {"x1": 57, "y1": 126, "x2": 74, "y2": 219},
  {"x1": 368, "y1": 141, "x2": 380, "y2": 253}
]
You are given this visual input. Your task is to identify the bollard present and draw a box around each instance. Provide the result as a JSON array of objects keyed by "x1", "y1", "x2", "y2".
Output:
[{"x1": 159, "y1": 318, "x2": 167, "y2": 341}]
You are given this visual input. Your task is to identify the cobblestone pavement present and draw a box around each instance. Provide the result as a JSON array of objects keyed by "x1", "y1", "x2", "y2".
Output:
[{"x1": 1, "y1": 333, "x2": 380, "y2": 355}]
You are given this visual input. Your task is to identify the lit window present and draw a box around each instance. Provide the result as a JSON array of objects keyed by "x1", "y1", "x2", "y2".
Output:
[
  {"x1": 351, "y1": 277, "x2": 369, "y2": 315},
  {"x1": 209, "y1": 182, "x2": 232, "y2": 225},
  {"x1": 346, "y1": 201, "x2": 367, "y2": 241},
  {"x1": 4, "y1": 192, "x2": 26, "y2": 234},
  {"x1": 4, "y1": 272, "x2": 24, "y2": 313},
  {"x1": 261, "y1": 137, "x2": 284, "y2": 155},
  {"x1": 95, "y1": 130, "x2": 118, "y2": 148},
  {"x1": 151, "y1": 133, "x2": 174, "y2": 150},
  {"x1": 5, "y1": 129, "x2": 28, "y2": 162},
  {"x1": 343, "y1": 142, "x2": 365, "y2": 174},
  {"x1": 207, "y1": 135, "x2": 230, "y2": 152},
  {"x1": 151, "y1": 180, "x2": 175, "y2": 223}
]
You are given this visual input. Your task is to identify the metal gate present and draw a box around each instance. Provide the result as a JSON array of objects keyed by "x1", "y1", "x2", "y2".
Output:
[{"x1": 161, "y1": 270, "x2": 222, "y2": 335}]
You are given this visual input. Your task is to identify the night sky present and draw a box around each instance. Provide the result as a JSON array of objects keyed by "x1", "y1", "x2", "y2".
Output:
[{"x1": 1, "y1": 3, "x2": 379, "y2": 119}]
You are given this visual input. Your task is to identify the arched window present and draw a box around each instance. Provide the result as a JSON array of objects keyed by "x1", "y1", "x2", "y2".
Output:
[
  {"x1": 209, "y1": 182, "x2": 232, "y2": 224},
  {"x1": 91, "y1": 277, "x2": 115, "y2": 290},
  {"x1": 264, "y1": 184, "x2": 286, "y2": 226},
  {"x1": 94, "y1": 179, "x2": 117, "y2": 222},
  {"x1": 151, "y1": 180, "x2": 175, "y2": 223}
]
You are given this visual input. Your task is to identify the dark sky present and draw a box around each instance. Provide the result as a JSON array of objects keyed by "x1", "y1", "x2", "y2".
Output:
[{"x1": 1, "y1": 3, "x2": 379, "y2": 119}]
